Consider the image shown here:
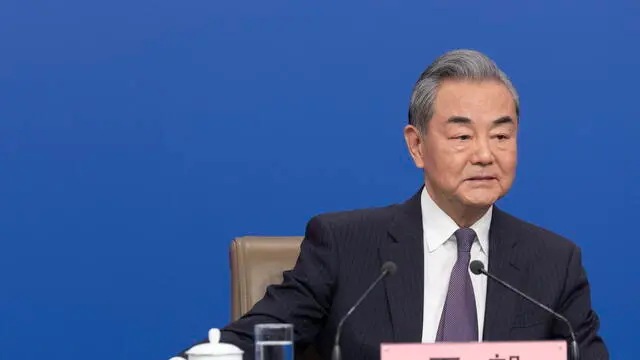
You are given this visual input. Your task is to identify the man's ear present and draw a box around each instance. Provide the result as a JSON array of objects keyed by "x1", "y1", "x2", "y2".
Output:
[{"x1": 403, "y1": 124, "x2": 425, "y2": 169}]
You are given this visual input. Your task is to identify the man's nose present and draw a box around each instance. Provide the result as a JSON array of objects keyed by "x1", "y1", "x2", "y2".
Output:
[{"x1": 471, "y1": 137, "x2": 493, "y2": 165}]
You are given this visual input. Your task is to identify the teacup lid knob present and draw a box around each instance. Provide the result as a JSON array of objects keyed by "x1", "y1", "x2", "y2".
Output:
[
  {"x1": 185, "y1": 328, "x2": 243, "y2": 356},
  {"x1": 209, "y1": 328, "x2": 221, "y2": 344}
]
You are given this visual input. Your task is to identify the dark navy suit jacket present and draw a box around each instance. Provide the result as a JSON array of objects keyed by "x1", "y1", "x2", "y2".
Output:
[{"x1": 183, "y1": 190, "x2": 608, "y2": 360}]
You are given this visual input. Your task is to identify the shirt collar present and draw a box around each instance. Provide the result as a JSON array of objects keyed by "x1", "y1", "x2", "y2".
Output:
[{"x1": 420, "y1": 186, "x2": 492, "y2": 254}]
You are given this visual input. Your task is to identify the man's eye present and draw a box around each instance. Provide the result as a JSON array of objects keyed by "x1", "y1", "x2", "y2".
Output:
[
  {"x1": 454, "y1": 135, "x2": 471, "y2": 140},
  {"x1": 494, "y1": 134, "x2": 510, "y2": 140}
]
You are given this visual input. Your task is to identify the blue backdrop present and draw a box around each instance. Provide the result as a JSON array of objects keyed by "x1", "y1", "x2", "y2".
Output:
[{"x1": 1, "y1": 1, "x2": 638, "y2": 359}]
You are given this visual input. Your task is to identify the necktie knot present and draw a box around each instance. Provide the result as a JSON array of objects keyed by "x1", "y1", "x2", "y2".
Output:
[{"x1": 455, "y1": 227, "x2": 476, "y2": 253}]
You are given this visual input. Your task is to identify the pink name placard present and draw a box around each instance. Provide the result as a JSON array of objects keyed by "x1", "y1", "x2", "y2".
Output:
[{"x1": 381, "y1": 340, "x2": 566, "y2": 360}]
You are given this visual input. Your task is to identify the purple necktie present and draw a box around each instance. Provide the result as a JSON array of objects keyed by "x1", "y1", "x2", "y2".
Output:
[{"x1": 436, "y1": 227, "x2": 479, "y2": 342}]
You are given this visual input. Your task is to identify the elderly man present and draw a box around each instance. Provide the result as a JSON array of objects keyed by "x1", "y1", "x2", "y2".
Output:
[{"x1": 175, "y1": 49, "x2": 609, "y2": 360}]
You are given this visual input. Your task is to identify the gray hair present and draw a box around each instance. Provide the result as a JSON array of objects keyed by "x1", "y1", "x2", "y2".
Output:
[{"x1": 408, "y1": 49, "x2": 519, "y2": 134}]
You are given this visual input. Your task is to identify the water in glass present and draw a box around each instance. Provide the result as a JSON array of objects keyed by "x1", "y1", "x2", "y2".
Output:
[
  {"x1": 256, "y1": 340, "x2": 293, "y2": 360},
  {"x1": 254, "y1": 323, "x2": 294, "y2": 360}
]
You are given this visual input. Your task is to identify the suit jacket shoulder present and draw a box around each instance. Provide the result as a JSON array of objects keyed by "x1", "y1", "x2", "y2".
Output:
[
  {"x1": 309, "y1": 203, "x2": 398, "y2": 230},
  {"x1": 305, "y1": 202, "x2": 404, "y2": 252},
  {"x1": 493, "y1": 207, "x2": 580, "y2": 266}
]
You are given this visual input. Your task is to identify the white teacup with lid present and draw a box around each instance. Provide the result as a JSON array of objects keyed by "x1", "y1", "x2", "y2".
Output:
[{"x1": 185, "y1": 328, "x2": 244, "y2": 360}]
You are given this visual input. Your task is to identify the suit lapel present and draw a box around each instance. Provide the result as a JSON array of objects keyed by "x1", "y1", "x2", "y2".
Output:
[
  {"x1": 380, "y1": 190, "x2": 424, "y2": 343},
  {"x1": 482, "y1": 207, "x2": 522, "y2": 341}
]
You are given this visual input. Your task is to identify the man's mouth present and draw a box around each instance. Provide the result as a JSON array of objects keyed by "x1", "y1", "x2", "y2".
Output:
[{"x1": 466, "y1": 176, "x2": 497, "y2": 181}]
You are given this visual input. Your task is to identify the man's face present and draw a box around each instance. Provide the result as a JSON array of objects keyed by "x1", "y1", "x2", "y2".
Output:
[{"x1": 407, "y1": 79, "x2": 518, "y2": 209}]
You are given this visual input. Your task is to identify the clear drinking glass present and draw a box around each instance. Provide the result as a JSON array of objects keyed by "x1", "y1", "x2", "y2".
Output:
[{"x1": 254, "y1": 323, "x2": 294, "y2": 360}]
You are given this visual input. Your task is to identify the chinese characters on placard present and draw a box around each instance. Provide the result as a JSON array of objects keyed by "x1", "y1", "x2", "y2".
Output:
[{"x1": 428, "y1": 355, "x2": 520, "y2": 360}]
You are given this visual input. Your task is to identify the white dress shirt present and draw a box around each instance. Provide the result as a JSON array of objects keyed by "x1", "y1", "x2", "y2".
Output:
[{"x1": 420, "y1": 187, "x2": 492, "y2": 343}]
